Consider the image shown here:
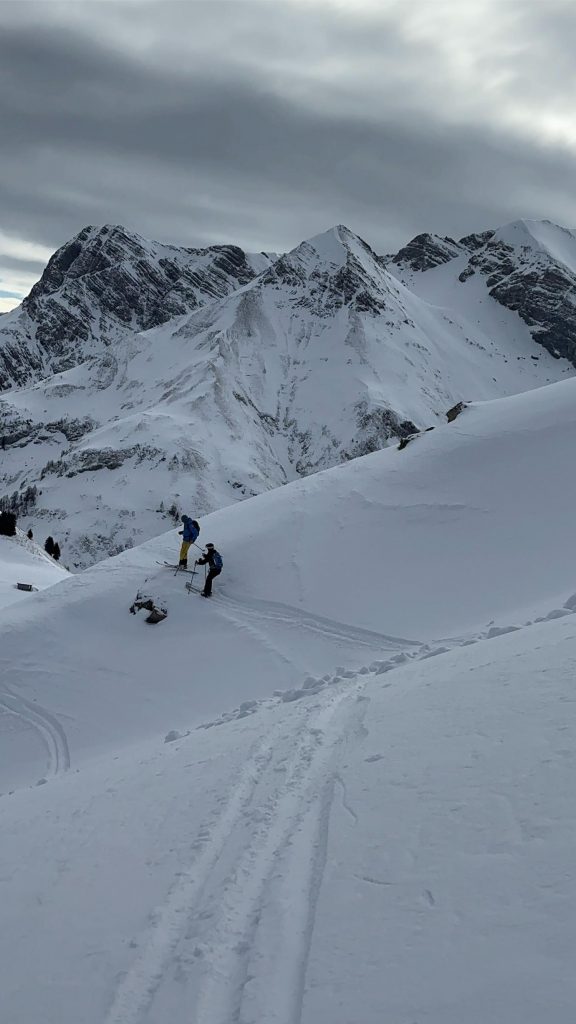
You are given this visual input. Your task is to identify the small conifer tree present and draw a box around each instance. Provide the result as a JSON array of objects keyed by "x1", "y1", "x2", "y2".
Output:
[
  {"x1": 53, "y1": 542, "x2": 61, "y2": 561},
  {"x1": 45, "y1": 536, "x2": 55, "y2": 556},
  {"x1": 0, "y1": 511, "x2": 16, "y2": 536}
]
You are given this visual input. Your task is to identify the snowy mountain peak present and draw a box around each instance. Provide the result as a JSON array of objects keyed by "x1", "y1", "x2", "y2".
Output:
[
  {"x1": 259, "y1": 223, "x2": 395, "y2": 316},
  {"x1": 389, "y1": 217, "x2": 576, "y2": 366},
  {"x1": 24, "y1": 222, "x2": 151, "y2": 303},
  {"x1": 294, "y1": 223, "x2": 379, "y2": 267},
  {"x1": 291, "y1": 224, "x2": 370, "y2": 267},
  {"x1": 491, "y1": 218, "x2": 576, "y2": 273},
  {"x1": 0, "y1": 225, "x2": 272, "y2": 390}
]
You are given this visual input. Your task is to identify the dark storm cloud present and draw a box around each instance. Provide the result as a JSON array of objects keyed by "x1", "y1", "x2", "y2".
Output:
[{"x1": 1, "y1": 0, "x2": 576, "y2": 301}]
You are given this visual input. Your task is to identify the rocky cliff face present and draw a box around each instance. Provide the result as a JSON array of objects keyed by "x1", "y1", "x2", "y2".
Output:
[
  {"x1": 462, "y1": 225, "x2": 576, "y2": 363},
  {"x1": 0, "y1": 224, "x2": 270, "y2": 389},
  {"x1": 391, "y1": 232, "x2": 464, "y2": 272},
  {"x1": 390, "y1": 219, "x2": 576, "y2": 366}
]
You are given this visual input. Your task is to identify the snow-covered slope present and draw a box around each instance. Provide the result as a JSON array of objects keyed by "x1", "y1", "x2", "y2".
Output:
[
  {"x1": 1, "y1": 222, "x2": 572, "y2": 567},
  {"x1": 0, "y1": 528, "x2": 67, "y2": 610},
  {"x1": 2, "y1": 376, "x2": 576, "y2": 1022},
  {"x1": 3, "y1": 372, "x2": 576, "y2": 788}
]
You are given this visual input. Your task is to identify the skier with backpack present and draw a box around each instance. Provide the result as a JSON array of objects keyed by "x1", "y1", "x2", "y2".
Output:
[
  {"x1": 196, "y1": 543, "x2": 223, "y2": 597},
  {"x1": 178, "y1": 515, "x2": 200, "y2": 567}
]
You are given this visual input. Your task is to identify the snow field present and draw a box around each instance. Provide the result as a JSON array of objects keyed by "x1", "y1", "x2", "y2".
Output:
[
  {"x1": 2, "y1": 610, "x2": 576, "y2": 1023},
  {"x1": 0, "y1": 529, "x2": 67, "y2": 610},
  {"x1": 2, "y1": 377, "x2": 576, "y2": 1021}
]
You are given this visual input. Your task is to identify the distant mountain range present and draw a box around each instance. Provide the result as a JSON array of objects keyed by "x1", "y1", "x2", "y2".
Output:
[{"x1": 1, "y1": 217, "x2": 574, "y2": 566}]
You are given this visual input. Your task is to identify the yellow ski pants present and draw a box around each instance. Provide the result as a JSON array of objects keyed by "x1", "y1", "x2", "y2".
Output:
[{"x1": 179, "y1": 540, "x2": 192, "y2": 562}]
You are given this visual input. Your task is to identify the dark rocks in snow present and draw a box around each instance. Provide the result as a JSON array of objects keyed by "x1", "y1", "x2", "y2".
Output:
[
  {"x1": 397, "y1": 425, "x2": 435, "y2": 451},
  {"x1": 164, "y1": 729, "x2": 190, "y2": 743},
  {"x1": 347, "y1": 403, "x2": 418, "y2": 459},
  {"x1": 458, "y1": 266, "x2": 476, "y2": 283},
  {"x1": 489, "y1": 263, "x2": 576, "y2": 365},
  {"x1": 44, "y1": 417, "x2": 97, "y2": 442},
  {"x1": 391, "y1": 233, "x2": 463, "y2": 272},
  {"x1": 130, "y1": 591, "x2": 168, "y2": 624},
  {"x1": 41, "y1": 444, "x2": 164, "y2": 479},
  {"x1": 446, "y1": 401, "x2": 468, "y2": 423},
  {"x1": 459, "y1": 229, "x2": 495, "y2": 252}
]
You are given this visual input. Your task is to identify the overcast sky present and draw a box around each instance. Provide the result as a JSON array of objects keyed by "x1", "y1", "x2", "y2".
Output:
[{"x1": 1, "y1": 0, "x2": 576, "y2": 310}]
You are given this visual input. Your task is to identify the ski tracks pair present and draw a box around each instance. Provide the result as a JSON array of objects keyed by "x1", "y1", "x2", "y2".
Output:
[
  {"x1": 0, "y1": 689, "x2": 70, "y2": 779},
  {"x1": 105, "y1": 682, "x2": 368, "y2": 1024}
]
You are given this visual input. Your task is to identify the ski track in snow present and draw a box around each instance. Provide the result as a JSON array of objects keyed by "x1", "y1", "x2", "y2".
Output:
[
  {"x1": 104, "y1": 685, "x2": 367, "y2": 1024},
  {"x1": 206, "y1": 591, "x2": 419, "y2": 651},
  {"x1": 0, "y1": 690, "x2": 71, "y2": 777},
  {"x1": 103, "y1": 724, "x2": 286, "y2": 1024}
]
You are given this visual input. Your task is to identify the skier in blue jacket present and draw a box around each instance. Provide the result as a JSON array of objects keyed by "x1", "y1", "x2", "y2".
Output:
[{"x1": 178, "y1": 515, "x2": 200, "y2": 567}]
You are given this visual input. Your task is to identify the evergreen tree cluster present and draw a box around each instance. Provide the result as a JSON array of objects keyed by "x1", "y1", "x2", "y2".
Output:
[
  {"x1": 0, "y1": 485, "x2": 38, "y2": 517},
  {"x1": 44, "y1": 536, "x2": 61, "y2": 560}
]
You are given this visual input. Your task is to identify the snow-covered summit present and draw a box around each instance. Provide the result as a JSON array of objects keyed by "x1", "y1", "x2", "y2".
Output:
[
  {"x1": 259, "y1": 223, "x2": 399, "y2": 317},
  {"x1": 0, "y1": 223, "x2": 272, "y2": 390},
  {"x1": 492, "y1": 217, "x2": 576, "y2": 271},
  {"x1": 390, "y1": 216, "x2": 576, "y2": 364},
  {"x1": 286, "y1": 223, "x2": 376, "y2": 270}
]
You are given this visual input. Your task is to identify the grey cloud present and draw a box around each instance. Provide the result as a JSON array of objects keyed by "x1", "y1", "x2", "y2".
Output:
[
  {"x1": 0, "y1": 253, "x2": 46, "y2": 277},
  {"x1": 0, "y1": 0, "x2": 575, "y2": 281}
]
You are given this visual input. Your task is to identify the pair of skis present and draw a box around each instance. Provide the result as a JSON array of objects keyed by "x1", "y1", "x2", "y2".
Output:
[{"x1": 157, "y1": 560, "x2": 198, "y2": 578}]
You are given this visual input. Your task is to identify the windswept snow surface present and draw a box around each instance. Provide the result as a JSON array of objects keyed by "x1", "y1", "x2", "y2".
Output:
[{"x1": 2, "y1": 379, "x2": 576, "y2": 1022}]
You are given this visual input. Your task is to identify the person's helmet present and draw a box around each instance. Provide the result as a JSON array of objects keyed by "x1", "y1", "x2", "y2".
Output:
[
  {"x1": 181, "y1": 514, "x2": 187, "y2": 522},
  {"x1": 206, "y1": 542, "x2": 214, "y2": 549}
]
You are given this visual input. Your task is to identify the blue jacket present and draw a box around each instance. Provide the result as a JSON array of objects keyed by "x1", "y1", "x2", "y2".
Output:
[{"x1": 181, "y1": 516, "x2": 199, "y2": 543}]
